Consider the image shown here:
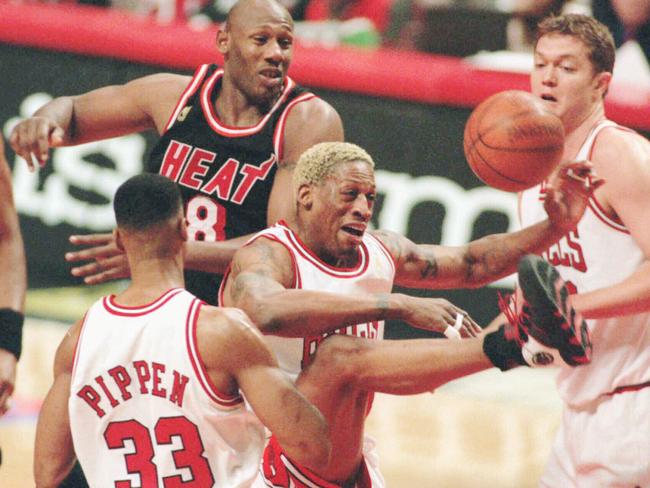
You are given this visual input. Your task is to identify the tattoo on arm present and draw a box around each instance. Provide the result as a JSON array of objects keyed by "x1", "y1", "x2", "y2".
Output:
[
  {"x1": 419, "y1": 257, "x2": 439, "y2": 280},
  {"x1": 230, "y1": 240, "x2": 289, "y2": 304}
]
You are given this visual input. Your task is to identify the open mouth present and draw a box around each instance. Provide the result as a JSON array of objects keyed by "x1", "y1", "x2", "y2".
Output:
[
  {"x1": 260, "y1": 69, "x2": 282, "y2": 84},
  {"x1": 341, "y1": 225, "x2": 365, "y2": 238},
  {"x1": 541, "y1": 94, "x2": 557, "y2": 102}
]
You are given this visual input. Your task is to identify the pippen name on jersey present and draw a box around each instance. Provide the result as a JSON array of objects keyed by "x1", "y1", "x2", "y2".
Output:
[
  {"x1": 160, "y1": 139, "x2": 276, "y2": 204},
  {"x1": 76, "y1": 360, "x2": 190, "y2": 418}
]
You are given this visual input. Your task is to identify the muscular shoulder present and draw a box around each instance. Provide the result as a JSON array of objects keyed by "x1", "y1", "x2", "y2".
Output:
[
  {"x1": 370, "y1": 229, "x2": 415, "y2": 262},
  {"x1": 197, "y1": 306, "x2": 269, "y2": 369},
  {"x1": 123, "y1": 73, "x2": 193, "y2": 130},
  {"x1": 231, "y1": 236, "x2": 294, "y2": 285},
  {"x1": 592, "y1": 127, "x2": 650, "y2": 189},
  {"x1": 282, "y1": 97, "x2": 344, "y2": 166}
]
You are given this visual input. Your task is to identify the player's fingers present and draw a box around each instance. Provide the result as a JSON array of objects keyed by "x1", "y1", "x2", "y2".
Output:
[
  {"x1": 69, "y1": 233, "x2": 114, "y2": 246},
  {"x1": 66, "y1": 245, "x2": 117, "y2": 262},
  {"x1": 84, "y1": 266, "x2": 128, "y2": 285},
  {"x1": 70, "y1": 261, "x2": 103, "y2": 277},
  {"x1": 36, "y1": 122, "x2": 52, "y2": 164},
  {"x1": 50, "y1": 126, "x2": 65, "y2": 147},
  {"x1": 9, "y1": 130, "x2": 36, "y2": 172}
]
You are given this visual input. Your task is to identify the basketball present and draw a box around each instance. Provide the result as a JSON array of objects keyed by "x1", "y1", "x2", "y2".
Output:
[{"x1": 463, "y1": 90, "x2": 565, "y2": 192}]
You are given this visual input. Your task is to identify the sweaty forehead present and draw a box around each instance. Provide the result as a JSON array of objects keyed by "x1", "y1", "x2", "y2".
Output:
[{"x1": 228, "y1": 0, "x2": 293, "y2": 31}]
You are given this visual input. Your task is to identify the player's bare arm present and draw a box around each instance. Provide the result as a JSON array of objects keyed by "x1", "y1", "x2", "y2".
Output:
[
  {"x1": 10, "y1": 73, "x2": 189, "y2": 170},
  {"x1": 267, "y1": 97, "x2": 344, "y2": 225},
  {"x1": 34, "y1": 320, "x2": 83, "y2": 487},
  {"x1": 378, "y1": 160, "x2": 601, "y2": 290},
  {"x1": 197, "y1": 306, "x2": 330, "y2": 470},
  {"x1": 570, "y1": 130, "x2": 650, "y2": 318},
  {"x1": 0, "y1": 138, "x2": 26, "y2": 415},
  {"x1": 224, "y1": 237, "x2": 479, "y2": 336}
]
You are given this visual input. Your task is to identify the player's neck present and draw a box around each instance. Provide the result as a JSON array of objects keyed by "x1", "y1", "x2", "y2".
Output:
[
  {"x1": 117, "y1": 257, "x2": 185, "y2": 306},
  {"x1": 216, "y1": 77, "x2": 272, "y2": 127},
  {"x1": 563, "y1": 103, "x2": 606, "y2": 159}
]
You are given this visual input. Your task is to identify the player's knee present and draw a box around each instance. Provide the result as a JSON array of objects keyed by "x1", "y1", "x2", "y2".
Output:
[{"x1": 310, "y1": 335, "x2": 370, "y2": 384}]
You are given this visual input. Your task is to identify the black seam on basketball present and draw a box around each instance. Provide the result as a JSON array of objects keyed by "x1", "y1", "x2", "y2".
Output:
[{"x1": 470, "y1": 137, "x2": 529, "y2": 185}]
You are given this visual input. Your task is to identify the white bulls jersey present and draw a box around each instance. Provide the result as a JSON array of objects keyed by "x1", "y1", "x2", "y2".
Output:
[
  {"x1": 520, "y1": 119, "x2": 650, "y2": 407},
  {"x1": 69, "y1": 288, "x2": 265, "y2": 488},
  {"x1": 221, "y1": 221, "x2": 395, "y2": 380}
]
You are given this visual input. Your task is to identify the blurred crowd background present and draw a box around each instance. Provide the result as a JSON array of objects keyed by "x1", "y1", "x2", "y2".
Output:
[{"x1": 10, "y1": 0, "x2": 649, "y2": 60}]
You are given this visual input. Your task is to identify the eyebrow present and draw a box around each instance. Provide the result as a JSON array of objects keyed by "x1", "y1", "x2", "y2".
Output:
[{"x1": 534, "y1": 51, "x2": 579, "y2": 62}]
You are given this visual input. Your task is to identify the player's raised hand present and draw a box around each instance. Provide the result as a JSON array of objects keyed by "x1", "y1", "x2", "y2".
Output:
[
  {"x1": 402, "y1": 296, "x2": 482, "y2": 338},
  {"x1": 543, "y1": 160, "x2": 605, "y2": 232},
  {"x1": 66, "y1": 233, "x2": 130, "y2": 284},
  {"x1": 9, "y1": 116, "x2": 65, "y2": 172},
  {"x1": 0, "y1": 349, "x2": 17, "y2": 416}
]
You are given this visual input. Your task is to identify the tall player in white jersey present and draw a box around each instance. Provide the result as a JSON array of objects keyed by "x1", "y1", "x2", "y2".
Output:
[
  {"x1": 500, "y1": 13, "x2": 650, "y2": 487},
  {"x1": 33, "y1": 174, "x2": 330, "y2": 487},
  {"x1": 220, "y1": 142, "x2": 599, "y2": 488}
]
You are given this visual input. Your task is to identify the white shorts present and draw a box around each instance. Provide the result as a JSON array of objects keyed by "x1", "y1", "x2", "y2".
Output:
[
  {"x1": 540, "y1": 385, "x2": 650, "y2": 487},
  {"x1": 253, "y1": 435, "x2": 384, "y2": 488}
]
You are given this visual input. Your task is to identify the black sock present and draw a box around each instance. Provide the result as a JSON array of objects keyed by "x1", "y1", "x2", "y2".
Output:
[{"x1": 483, "y1": 324, "x2": 527, "y2": 371}]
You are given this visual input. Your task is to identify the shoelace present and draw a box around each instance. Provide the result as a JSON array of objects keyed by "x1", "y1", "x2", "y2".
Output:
[{"x1": 497, "y1": 292, "x2": 530, "y2": 345}]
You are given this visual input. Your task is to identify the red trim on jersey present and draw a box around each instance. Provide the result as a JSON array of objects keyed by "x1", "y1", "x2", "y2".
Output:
[
  {"x1": 164, "y1": 64, "x2": 209, "y2": 133},
  {"x1": 200, "y1": 70, "x2": 297, "y2": 137},
  {"x1": 276, "y1": 221, "x2": 370, "y2": 278},
  {"x1": 186, "y1": 299, "x2": 243, "y2": 407},
  {"x1": 367, "y1": 232, "x2": 396, "y2": 277},
  {"x1": 585, "y1": 122, "x2": 631, "y2": 234},
  {"x1": 71, "y1": 310, "x2": 90, "y2": 379},
  {"x1": 261, "y1": 436, "x2": 343, "y2": 488},
  {"x1": 273, "y1": 93, "x2": 317, "y2": 161},
  {"x1": 103, "y1": 288, "x2": 184, "y2": 317}
]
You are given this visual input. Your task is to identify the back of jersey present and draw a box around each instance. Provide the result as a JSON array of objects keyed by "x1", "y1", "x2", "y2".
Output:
[{"x1": 69, "y1": 288, "x2": 265, "y2": 488}]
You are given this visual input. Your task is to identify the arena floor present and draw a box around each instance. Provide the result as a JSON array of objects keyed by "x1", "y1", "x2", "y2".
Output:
[{"x1": 0, "y1": 288, "x2": 562, "y2": 487}]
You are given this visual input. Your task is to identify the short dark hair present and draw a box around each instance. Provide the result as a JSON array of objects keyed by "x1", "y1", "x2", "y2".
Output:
[
  {"x1": 114, "y1": 174, "x2": 182, "y2": 230},
  {"x1": 536, "y1": 14, "x2": 616, "y2": 74}
]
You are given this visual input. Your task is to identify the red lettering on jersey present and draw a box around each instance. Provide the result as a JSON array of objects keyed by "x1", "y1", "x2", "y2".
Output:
[
  {"x1": 301, "y1": 321, "x2": 381, "y2": 369},
  {"x1": 231, "y1": 155, "x2": 276, "y2": 204},
  {"x1": 108, "y1": 365, "x2": 133, "y2": 402},
  {"x1": 77, "y1": 385, "x2": 106, "y2": 418},
  {"x1": 179, "y1": 148, "x2": 216, "y2": 189},
  {"x1": 160, "y1": 140, "x2": 192, "y2": 181},
  {"x1": 169, "y1": 370, "x2": 190, "y2": 407},
  {"x1": 151, "y1": 362, "x2": 167, "y2": 398},
  {"x1": 133, "y1": 360, "x2": 150, "y2": 394},
  {"x1": 545, "y1": 229, "x2": 587, "y2": 272},
  {"x1": 95, "y1": 375, "x2": 119, "y2": 408},
  {"x1": 201, "y1": 158, "x2": 239, "y2": 199},
  {"x1": 538, "y1": 181, "x2": 548, "y2": 201}
]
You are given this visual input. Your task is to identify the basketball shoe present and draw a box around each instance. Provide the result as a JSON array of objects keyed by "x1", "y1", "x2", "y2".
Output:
[{"x1": 483, "y1": 255, "x2": 592, "y2": 370}]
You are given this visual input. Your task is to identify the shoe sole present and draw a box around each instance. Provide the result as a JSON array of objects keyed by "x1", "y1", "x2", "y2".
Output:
[{"x1": 518, "y1": 255, "x2": 592, "y2": 366}]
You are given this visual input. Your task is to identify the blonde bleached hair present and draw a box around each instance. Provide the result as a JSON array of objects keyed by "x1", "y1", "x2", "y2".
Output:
[{"x1": 293, "y1": 142, "x2": 375, "y2": 192}]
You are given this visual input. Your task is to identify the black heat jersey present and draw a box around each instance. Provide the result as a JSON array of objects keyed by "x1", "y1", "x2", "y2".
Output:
[{"x1": 147, "y1": 64, "x2": 315, "y2": 304}]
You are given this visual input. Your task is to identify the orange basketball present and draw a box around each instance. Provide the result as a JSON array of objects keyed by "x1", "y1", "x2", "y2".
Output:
[{"x1": 463, "y1": 90, "x2": 565, "y2": 192}]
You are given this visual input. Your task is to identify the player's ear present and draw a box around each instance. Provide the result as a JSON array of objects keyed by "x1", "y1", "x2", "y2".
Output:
[
  {"x1": 179, "y1": 216, "x2": 189, "y2": 242},
  {"x1": 594, "y1": 71, "x2": 612, "y2": 97},
  {"x1": 114, "y1": 228, "x2": 125, "y2": 252},
  {"x1": 297, "y1": 184, "x2": 313, "y2": 210},
  {"x1": 216, "y1": 28, "x2": 230, "y2": 55}
]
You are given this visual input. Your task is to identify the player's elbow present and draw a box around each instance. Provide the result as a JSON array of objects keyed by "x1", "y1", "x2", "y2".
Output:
[
  {"x1": 300, "y1": 432, "x2": 332, "y2": 471},
  {"x1": 284, "y1": 420, "x2": 331, "y2": 471},
  {"x1": 34, "y1": 462, "x2": 72, "y2": 488}
]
